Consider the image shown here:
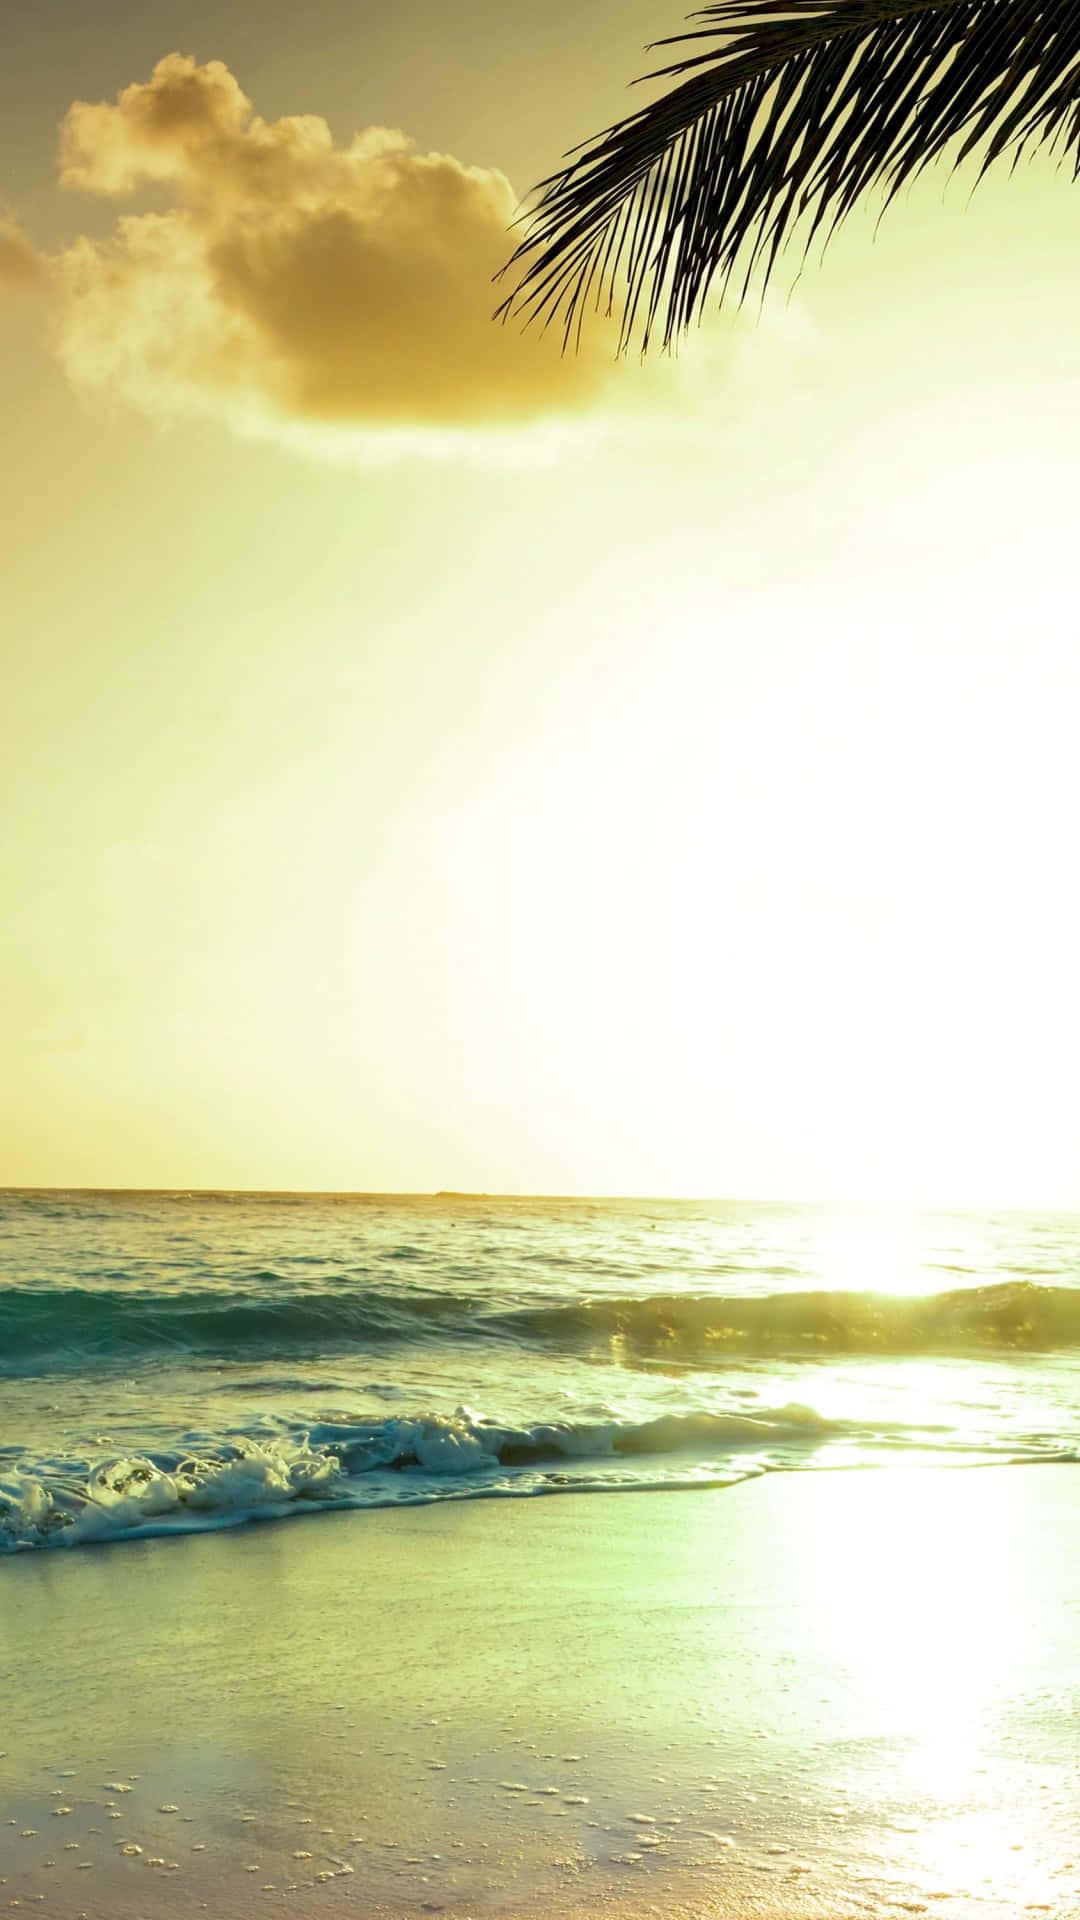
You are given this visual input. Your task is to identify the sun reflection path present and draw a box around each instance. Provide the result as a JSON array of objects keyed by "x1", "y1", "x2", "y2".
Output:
[
  {"x1": 815, "y1": 1210, "x2": 940, "y2": 1299},
  {"x1": 779, "y1": 1465, "x2": 1080, "y2": 1914}
]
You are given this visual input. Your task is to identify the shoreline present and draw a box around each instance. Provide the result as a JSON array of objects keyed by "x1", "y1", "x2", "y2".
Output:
[
  {"x1": 3, "y1": 1464, "x2": 1079, "y2": 1917},
  {"x1": 5, "y1": 1447, "x2": 1077, "y2": 1563}
]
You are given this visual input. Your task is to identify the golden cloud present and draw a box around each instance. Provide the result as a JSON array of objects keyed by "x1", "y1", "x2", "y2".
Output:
[
  {"x1": 0, "y1": 213, "x2": 48, "y2": 291},
  {"x1": 50, "y1": 54, "x2": 614, "y2": 434}
]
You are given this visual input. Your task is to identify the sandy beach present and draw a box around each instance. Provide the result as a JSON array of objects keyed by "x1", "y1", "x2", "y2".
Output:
[{"x1": 2, "y1": 1462, "x2": 1079, "y2": 1919}]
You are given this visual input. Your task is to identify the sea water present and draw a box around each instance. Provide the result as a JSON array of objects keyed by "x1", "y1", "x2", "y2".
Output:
[{"x1": 3, "y1": 1188, "x2": 1080, "y2": 1553}]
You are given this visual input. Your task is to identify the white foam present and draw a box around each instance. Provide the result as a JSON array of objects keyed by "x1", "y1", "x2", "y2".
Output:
[{"x1": 2, "y1": 1399, "x2": 1068, "y2": 1555}]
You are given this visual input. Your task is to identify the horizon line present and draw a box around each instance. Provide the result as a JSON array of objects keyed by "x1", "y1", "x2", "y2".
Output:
[{"x1": 1, "y1": 1184, "x2": 1075, "y2": 1216}]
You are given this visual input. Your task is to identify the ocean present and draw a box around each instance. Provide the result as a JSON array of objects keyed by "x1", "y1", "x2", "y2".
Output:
[{"x1": 3, "y1": 1188, "x2": 1080, "y2": 1554}]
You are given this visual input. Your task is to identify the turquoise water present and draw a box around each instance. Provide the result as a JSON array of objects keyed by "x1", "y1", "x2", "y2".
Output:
[{"x1": 3, "y1": 1189, "x2": 1080, "y2": 1551}]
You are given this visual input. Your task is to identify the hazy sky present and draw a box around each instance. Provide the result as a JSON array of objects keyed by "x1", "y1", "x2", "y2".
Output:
[{"x1": 4, "y1": 0, "x2": 1080, "y2": 1202}]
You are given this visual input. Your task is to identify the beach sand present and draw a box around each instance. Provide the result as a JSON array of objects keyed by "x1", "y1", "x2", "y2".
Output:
[{"x1": 2, "y1": 1463, "x2": 1078, "y2": 1918}]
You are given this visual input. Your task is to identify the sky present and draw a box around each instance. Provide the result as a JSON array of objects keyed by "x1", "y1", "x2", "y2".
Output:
[{"x1": 4, "y1": 0, "x2": 1080, "y2": 1203}]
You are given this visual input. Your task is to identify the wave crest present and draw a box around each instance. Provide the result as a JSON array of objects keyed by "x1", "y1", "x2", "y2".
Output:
[
  {"x1": 5, "y1": 1278, "x2": 1080, "y2": 1374},
  {"x1": 500, "y1": 1280, "x2": 1080, "y2": 1356}
]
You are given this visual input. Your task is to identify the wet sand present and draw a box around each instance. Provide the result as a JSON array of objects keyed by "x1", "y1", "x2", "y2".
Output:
[{"x1": 2, "y1": 1464, "x2": 1079, "y2": 1918}]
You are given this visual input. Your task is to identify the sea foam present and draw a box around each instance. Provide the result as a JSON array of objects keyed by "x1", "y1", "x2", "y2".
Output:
[{"x1": 0, "y1": 1403, "x2": 854, "y2": 1552}]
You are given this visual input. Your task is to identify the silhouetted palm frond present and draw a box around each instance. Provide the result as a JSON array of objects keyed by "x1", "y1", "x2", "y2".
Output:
[{"x1": 498, "y1": 1, "x2": 1080, "y2": 349}]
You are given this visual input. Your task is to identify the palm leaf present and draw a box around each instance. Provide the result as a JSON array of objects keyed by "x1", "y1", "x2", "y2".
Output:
[{"x1": 498, "y1": 0, "x2": 1080, "y2": 349}]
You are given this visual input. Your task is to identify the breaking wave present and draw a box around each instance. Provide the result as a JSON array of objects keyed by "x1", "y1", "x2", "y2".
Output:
[
  {"x1": 14, "y1": 1390, "x2": 1006, "y2": 1566},
  {"x1": 0, "y1": 1398, "x2": 944, "y2": 1554}
]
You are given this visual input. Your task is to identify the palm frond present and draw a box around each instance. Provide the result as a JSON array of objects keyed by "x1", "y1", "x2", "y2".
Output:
[{"x1": 498, "y1": 0, "x2": 1080, "y2": 349}]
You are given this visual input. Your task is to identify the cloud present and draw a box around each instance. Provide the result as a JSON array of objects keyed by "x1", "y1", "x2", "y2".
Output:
[
  {"x1": 0, "y1": 213, "x2": 49, "y2": 291},
  {"x1": 49, "y1": 54, "x2": 615, "y2": 437}
]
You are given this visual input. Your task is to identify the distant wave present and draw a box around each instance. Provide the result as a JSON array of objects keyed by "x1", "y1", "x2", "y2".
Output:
[
  {"x1": 496, "y1": 1280, "x2": 1080, "y2": 1356},
  {"x1": 0, "y1": 1284, "x2": 481, "y2": 1372},
  {"x1": 6, "y1": 1279, "x2": 1080, "y2": 1375}
]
